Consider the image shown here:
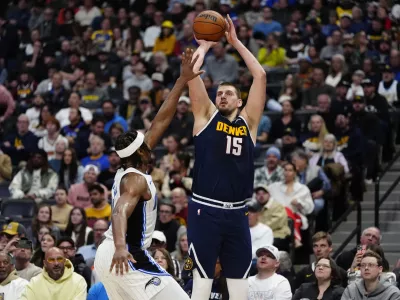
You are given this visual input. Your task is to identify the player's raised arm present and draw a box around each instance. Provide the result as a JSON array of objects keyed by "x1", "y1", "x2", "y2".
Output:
[
  {"x1": 225, "y1": 15, "x2": 266, "y2": 142},
  {"x1": 188, "y1": 41, "x2": 217, "y2": 133},
  {"x1": 110, "y1": 173, "x2": 148, "y2": 276},
  {"x1": 144, "y1": 48, "x2": 205, "y2": 150}
]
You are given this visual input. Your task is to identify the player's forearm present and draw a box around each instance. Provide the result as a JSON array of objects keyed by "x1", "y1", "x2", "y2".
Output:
[
  {"x1": 144, "y1": 77, "x2": 186, "y2": 149},
  {"x1": 191, "y1": 45, "x2": 207, "y2": 73},
  {"x1": 233, "y1": 40, "x2": 266, "y2": 78},
  {"x1": 112, "y1": 197, "x2": 138, "y2": 249}
]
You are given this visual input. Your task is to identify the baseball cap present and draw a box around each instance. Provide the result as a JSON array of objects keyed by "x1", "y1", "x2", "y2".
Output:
[
  {"x1": 382, "y1": 64, "x2": 393, "y2": 73},
  {"x1": 337, "y1": 80, "x2": 351, "y2": 88},
  {"x1": 354, "y1": 70, "x2": 365, "y2": 77},
  {"x1": 107, "y1": 147, "x2": 117, "y2": 155},
  {"x1": 178, "y1": 96, "x2": 191, "y2": 105},
  {"x1": 353, "y1": 95, "x2": 365, "y2": 103},
  {"x1": 362, "y1": 78, "x2": 374, "y2": 86},
  {"x1": 265, "y1": 146, "x2": 281, "y2": 160},
  {"x1": 220, "y1": 0, "x2": 232, "y2": 7},
  {"x1": 2, "y1": 222, "x2": 26, "y2": 236},
  {"x1": 254, "y1": 184, "x2": 269, "y2": 193},
  {"x1": 83, "y1": 164, "x2": 100, "y2": 175},
  {"x1": 282, "y1": 127, "x2": 296, "y2": 137},
  {"x1": 256, "y1": 245, "x2": 280, "y2": 260},
  {"x1": 161, "y1": 20, "x2": 174, "y2": 29},
  {"x1": 340, "y1": 13, "x2": 352, "y2": 19},
  {"x1": 152, "y1": 231, "x2": 167, "y2": 243},
  {"x1": 151, "y1": 72, "x2": 164, "y2": 83}
]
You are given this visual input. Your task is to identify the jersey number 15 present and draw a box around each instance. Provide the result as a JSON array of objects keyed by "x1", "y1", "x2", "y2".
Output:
[{"x1": 226, "y1": 136, "x2": 242, "y2": 156}]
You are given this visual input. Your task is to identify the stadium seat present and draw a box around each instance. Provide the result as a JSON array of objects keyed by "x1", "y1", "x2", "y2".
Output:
[
  {"x1": 0, "y1": 182, "x2": 10, "y2": 198},
  {"x1": 1, "y1": 199, "x2": 37, "y2": 219}
]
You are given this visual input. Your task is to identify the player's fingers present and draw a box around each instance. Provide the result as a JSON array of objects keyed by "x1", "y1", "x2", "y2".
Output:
[
  {"x1": 185, "y1": 48, "x2": 191, "y2": 63},
  {"x1": 225, "y1": 19, "x2": 230, "y2": 32},
  {"x1": 109, "y1": 261, "x2": 115, "y2": 273},
  {"x1": 194, "y1": 70, "x2": 205, "y2": 78},
  {"x1": 124, "y1": 259, "x2": 129, "y2": 273},
  {"x1": 128, "y1": 254, "x2": 137, "y2": 263},
  {"x1": 227, "y1": 14, "x2": 234, "y2": 27}
]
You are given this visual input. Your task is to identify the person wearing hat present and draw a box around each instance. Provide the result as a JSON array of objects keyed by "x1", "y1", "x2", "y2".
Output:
[
  {"x1": 14, "y1": 238, "x2": 43, "y2": 281},
  {"x1": 378, "y1": 64, "x2": 400, "y2": 106},
  {"x1": 9, "y1": 149, "x2": 58, "y2": 202},
  {"x1": 0, "y1": 222, "x2": 27, "y2": 253},
  {"x1": 332, "y1": 79, "x2": 352, "y2": 116},
  {"x1": 68, "y1": 164, "x2": 108, "y2": 209},
  {"x1": 254, "y1": 185, "x2": 291, "y2": 252},
  {"x1": 153, "y1": 20, "x2": 176, "y2": 56},
  {"x1": 254, "y1": 147, "x2": 284, "y2": 187},
  {"x1": 346, "y1": 70, "x2": 365, "y2": 101},
  {"x1": 247, "y1": 200, "x2": 273, "y2": 259},
  {"x1": 248, "y1": 245, "x2": 292, "y2": 299},
  {"x1": 97, "y1": 147, "x2": 120, "y2": 191},
  {"x1": 281, "y1": 128, "x2": 302, "y2": 162},
  {"x1": 362, "y1": 78, "x2": 390, "y2": 121}
]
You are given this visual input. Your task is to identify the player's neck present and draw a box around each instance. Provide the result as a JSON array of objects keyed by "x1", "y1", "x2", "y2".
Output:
[{"x1": 126, "y1": 163, "x2": 147, "y2": 173}]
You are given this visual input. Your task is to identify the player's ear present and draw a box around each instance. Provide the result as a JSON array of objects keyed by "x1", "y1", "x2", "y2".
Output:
[{"x1": 237, "y1": 98, "x2": 243, "y2": 108}]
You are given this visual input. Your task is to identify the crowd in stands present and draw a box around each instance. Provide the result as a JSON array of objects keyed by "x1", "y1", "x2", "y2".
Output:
[{"x1": 0, "y1": 0, "x2": 400, "y2": 298}]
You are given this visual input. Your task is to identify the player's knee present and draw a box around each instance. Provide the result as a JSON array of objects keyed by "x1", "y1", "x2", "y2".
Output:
[{"x1": 226, "y1": 278, "x2": 249, "y2": 300}]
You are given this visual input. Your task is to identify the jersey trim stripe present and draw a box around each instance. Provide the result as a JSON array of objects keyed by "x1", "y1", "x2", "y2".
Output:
[
  {"x1": 191, "y1": 197, "x2": 246, "y2": 209},
  {"x1": 243, "y1": 260, "x2": 252, "y2": 278},
  {"x1": 192, "y1": 192, "x2": 246, "y2": 205},
  {"x1": 195, "y1": 109, "x2": 219, "y2": 137},
  {"x1": 145, "y1": 250, "x2": 168, "y2": 274},
  {"x1": 140, "y1": 202, "x2": 147, "y2": 248},
  {"x1": 189, "y1": 243, "x2": 208, "y2": 279},
  {"x1": 238, "y1": 115, "x2": 256, "y2": 145}
]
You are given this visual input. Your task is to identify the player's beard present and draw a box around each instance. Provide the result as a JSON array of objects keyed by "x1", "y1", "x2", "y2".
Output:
[{"x1": 217, "y1": 105, "x2": 238, "y2": 117}]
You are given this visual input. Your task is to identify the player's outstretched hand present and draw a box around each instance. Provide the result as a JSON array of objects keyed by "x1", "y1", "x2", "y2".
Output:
[
  {"x1": 179, "y1": 48, "x2": 205, "y2": 82},
  {"x1": 110, "y1": 248, "x2": 136, "y2": 276},
  {"x1": 225, "y1": 14, "x2": 239, "y2": 46},
  {"x1": 194, "y1": 37, "x2": 217, "y2": 51}
]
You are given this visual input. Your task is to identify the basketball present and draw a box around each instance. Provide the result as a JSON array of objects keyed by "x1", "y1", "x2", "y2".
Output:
[{"x1": 193, "y1": 10, "x2": 226, "y2": 42}]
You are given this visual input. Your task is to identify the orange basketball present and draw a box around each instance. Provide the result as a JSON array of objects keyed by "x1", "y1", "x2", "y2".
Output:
[{"x1": 193, "y1": 10, "x2": 226, "y2": 42}]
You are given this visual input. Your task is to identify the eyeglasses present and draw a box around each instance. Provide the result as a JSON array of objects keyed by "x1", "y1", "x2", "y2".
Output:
[
  {"x1": 59, "y1": 246, "x2": 74, "y2": 251},
  {"x1": 360, "y1": 263, "x2": 379, "y2": 269},
  {"x1": 316, "y1": 264, "x2": 331, "y2": 269},
  {"x1": 46, "y1": 257, "x2": 65, "y2": 264}
]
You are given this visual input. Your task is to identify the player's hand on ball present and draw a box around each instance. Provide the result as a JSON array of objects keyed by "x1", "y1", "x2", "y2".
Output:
[
  {"x1": 194, "y1": 37, "x2": 217, "y2": 51},
  {"x1": 110, "y1": 248, "x2": 136, "y2": 276},
  {"x1": 225, "y1": 14, "x2": 239, "y2": 46},
  {"x1": 179, "y1": 48, "x2": 205, "y2": 81}
]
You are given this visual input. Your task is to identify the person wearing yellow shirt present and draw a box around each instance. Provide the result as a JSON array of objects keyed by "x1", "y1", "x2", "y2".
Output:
[
  {"x1": 51, "y1": 187, "x2": 73, "y2": 232},
  {"x1": 153, "y1": 20, "x2": 177, "y2": 56},
  {"x1": 257, "y1": 33, "x2": 287, "y2": 69},
  {"x1": 91, "y1": 19, "x2": 113, "y2": 52},
  {"x1": 85, "y1": 183, "x2": 111, "y2": 228}
]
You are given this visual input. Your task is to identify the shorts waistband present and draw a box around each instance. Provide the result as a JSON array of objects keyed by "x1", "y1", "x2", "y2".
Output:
[{"x1": 191, "y1": 192, "x2": 246, "y2": 209}]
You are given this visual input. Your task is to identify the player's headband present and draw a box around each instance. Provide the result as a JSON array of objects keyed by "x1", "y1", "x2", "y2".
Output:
[{"x1": 116, "y1": 132, "x2": 145, "y2": 158}]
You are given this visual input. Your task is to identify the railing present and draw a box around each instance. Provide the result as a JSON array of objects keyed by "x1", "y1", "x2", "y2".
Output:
[{"x1": 374, "y1": 150, "x2": 400, "y2": 227}]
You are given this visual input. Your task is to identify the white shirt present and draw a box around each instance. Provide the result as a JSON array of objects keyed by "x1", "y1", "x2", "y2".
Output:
[
  {"x1": 248, "y1": 273, "x2": 292, "y2": 300},
  {"x1": 143, "y1": 26, "x2": 161, "y2": 48},
  {"x1": 250, "y1": 223, "x2": 274, "y2": 259},
  {"x1": 74, "y1": 6, "x2": 101, "y2": 26},
  {"x1": 123, "y1": 75, "x2": 153, "y2": 99},
  {"x1": 38, "y1": 134, "x2": 69, "y2": 160},
  {"x1": 346, "y1": 83, "x2": 364, "y2": 100},
  {"x1": 378, "y1": 80, "x2": 398, "y2": 105},
  {"x1": 0, "y1": 277, "x2": 29, "y2": 299},
  {"x1": 28, "y1": 169, "x2": 42, "y2": 195},
  {"x1": 56, "y1": 107, "x2": 93, "y2": 127},
  {"x1": 26, "y1": 107, "x2": 40, "y2": 127}
]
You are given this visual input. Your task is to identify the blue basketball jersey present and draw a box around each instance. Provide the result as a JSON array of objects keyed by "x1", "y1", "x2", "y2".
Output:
[{"x1": 192, "y1": 110, "x2": 254, "y2": 203}]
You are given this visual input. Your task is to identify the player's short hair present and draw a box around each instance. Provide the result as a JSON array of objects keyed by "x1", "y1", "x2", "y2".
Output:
[
  {"x1": 115, "y1": 131, "x2": 150, "y2": 169},
  {"x1": 218, "y1": 82, "x2": 241, "y2": 99},
  {"x1": 312, "y1": 231, "x2": 332, "y2": 247}
]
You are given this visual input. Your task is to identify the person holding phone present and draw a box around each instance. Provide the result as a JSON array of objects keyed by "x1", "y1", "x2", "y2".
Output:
[{"x1": 14, "y1": 238, "x2": 42, "y2": 281}]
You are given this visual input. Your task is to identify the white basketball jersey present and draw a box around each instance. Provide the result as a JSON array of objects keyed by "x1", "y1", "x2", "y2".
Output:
[{"x1": 104, "y1": 167, "x2": 157, "y2": 251}]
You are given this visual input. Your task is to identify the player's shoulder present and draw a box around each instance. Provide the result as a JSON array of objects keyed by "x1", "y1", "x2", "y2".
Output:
[{"x1": 121, "y1": 171, "x2": 148, "y2": 192}]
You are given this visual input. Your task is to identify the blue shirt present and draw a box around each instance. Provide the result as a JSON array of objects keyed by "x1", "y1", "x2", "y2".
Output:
[
  {"x1": 77, "y1": 244, "x2": 97, "y2": 262},
  {"x1": 81, "y1": 155, "x2": 110, "y2": 171},
  {"x1": 257, "y1": 115, "x2": 271, "y2": 137},
  {"x1": 253, "y1": 21, "x2": 283, "y2": 37},
  {"x1": 104, "y1": 115, "x2": 128, "y2": 133},
  {"x1": 88, "y1": 282, "x2": 109, "y2": 300}
]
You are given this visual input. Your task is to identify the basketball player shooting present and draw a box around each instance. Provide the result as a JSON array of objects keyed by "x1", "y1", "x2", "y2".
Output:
[
  {"x1": 186, "y1": 15, "x2": 267, "y2": 300},
  {"x1": 94, "y1": 49, "x2": 203, "y2": 300}
]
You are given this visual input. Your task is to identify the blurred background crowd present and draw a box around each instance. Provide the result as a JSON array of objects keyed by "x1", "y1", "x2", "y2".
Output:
[{"x1": 0, "y1": 0, "x2": 400, "y2": 299}]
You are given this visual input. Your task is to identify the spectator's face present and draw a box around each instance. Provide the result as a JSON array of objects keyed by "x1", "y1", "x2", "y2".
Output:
[
  {"x1": 68, "y1": 93, "x2": 80, "y2": 108},
  {"x1": 314, "y1": 258, "x2": 332, "y2": 281},
  {"x1": 20, "y1": 73, "x2": 28, "y2": 82},
  {"x1": 108, "y1": 152, "x2": 120, "y2": 167},
  {"x1": 68, "y1": 108, "x2": 79, "y2": 123},
  {"x1": 110, "y1": 127, "x2": 123, "y2": 141},
  {"x1": 360, "y1": 257, "x2": 382, "y2": 281},
  {"x1": 63, "y1": 149, "x2": 73, "y2": 165},
  {"x1": 312, "y1": 69, "x2": 324, "y2": 84},
  {"x1": 390, "y1": 50, "x2": 400, "y2": 68},
  {"x1": 101, "y1": 19, "x2": 111, "y2": 31},
  {"x1": 85, "y1": 74, "x2": 96, "y2": 89},
  {"x1": 103, "y1": 7, "x2": 114, "y2": 18},
  {"x1": 59, "y1": 241, "x2": 76, "y2": 259},
  {"x1": 0, "y1": 253, "x2": 12, "y2": 281},
  {"x1": 263, "y1": 7, "x2": 272, "y2": 20},
  {"x1": 52, "y1": 74, "x2": 62, "y2": 89},
  {"x1": 55, "y1": 189, "x2": 68, "y2": 206},
  {"x1": 93, "y1": 221, "x2": 108, "y2": 244},
  {"x1": 283, "y1": 164, "x2": 296, "y2": 182},
  {"x1": 238, "y1": 26, "x2": 249, "y2": 40},
  {"x1": 32, "y1": 154, "x2": 44, "y2": 169},
  {"x1": 256, "y1": 189, "x2": 270, "y2": 204},
  {"x1": 84, "y1": 0, "x2": 93, "y2": 7},
  {"x1": 90, "y1": 140, "x2": 104, "y2": 155},
  {"x1": 153, "y1": 11, "x2": 163, "y2": 24},
  {"x1": 212, "y1": 43, "x2": 224, "y2": 58},
  {"x1": 102, "y1": 103, "x2": 115, "y2": 118},
  {"x1": 352, "y1": 101, "x2": 365, "y2": 112},
  {"x1": 71, "y1": 209, "x2": 83, "y2": 225},
  {"x1": 17, "y1": 116, "x2": 29, "y2": 134},
  {"x1": 266, "y1": 154, "x2": 278, "y2": 169},
  {"x1": 69, "y1": 54, "x2": 79, "y2": 65},
  {"x1": 248, "y1": 211, "x2": 259, "y2": 227},
  {"x1": 310, "y1": 116, "x2": 323, "y2": 132},
  {"x1": 363, "y1": 84, "x2": 375, "y2": 97},
  {"x1": 133, "y1": 62, "x2": 145, "y2": 74},
  {"x1": 177, "y1": 102, "x2": 188, "y2": 114},
  {"x1": 340, "y1": 17, "x2": 351, "y2": 29},
  {"x1": 182, "y1": 24, "x2": 193, "y2": 39},
  {"x1": 38, "y1": 206, "x2": 51, "y2": 223},
  {"x1": 92, "y1": 121, "x2": 105, "y2": 135},
  {"x1": 216, "y1": 85, "x2": 242, "y2": 117},
  {"x1": 41, "y1": 234, "x2": 55, "y2": 253},
  {"x1": 153, "y1": 250, "x2": 168, "y2": 270},
  {"x1": 179, "y1": 234, "x2": 188, "y2": 252},
  {"x1": 362, "y1": 59, "x2": 372, "y2": 73},
  {"x1": 331, "y1": 31, "x2": 341, "y2": 45},
  {"x1": 44, "y1": 250, "x2": 65, "y2": 281},
  {"x1": 331, "y1": 57, "x2": 343, "y2": 72},
  {"x1": 171, "y1": 191, "x2": 186, "y2": 211},
  {"x1": 172, "y1": 156, "x2": 182, "y2": 171},
  {"x1": 335, "y1": 114, "x2": 348, "y2": 129},
  {"x1": 293, "y1": 156, "x2": 307, "y2": 172},
  {"x1": 257, "y1": 250, "x2": 278, "y2": 271},
  {"x1": 61, "y1": 41, "x2": 70, "y2": 52},
  {"x1": 352, "y1": 7, "x2": 361, "y2": 19},
  {"x1": 308, "y1": 47, "x2": 317, "y2": 59},
  {"x1": 128, "y1": 87, "x2": 141, "y2": 101},
  {"x1": 360, "y1": 228, "x2": 380, "y2": 246},
  {"x1": 323, "y1": 139, "x2": 335, "y2": 152},
  {"x1": 317, "y1": 95, "x2": 330, "y2": 112},
  {"x1": 313, "y1": 239, "x2": 332, "y2": 259},
  {"x1": 90, "y1": 189, "x2": 104, "y2": 206},
  {"x1": 44, "y1": 9, "x2": 53, "y2": 21},
  {"x1": 46, "y1": 122, "x2": 58, "y2": 134},
  {"x1": 159, "y1": 205, "x2": 174, "y2": 224},
  {"x1": 382, "y1": 71, "x2": 393, "y2": 82},
  {"x1": 281, "y1": 101, "x2": 293, "y2": 115},
  {"x1": 84, "y1": 170, "x2": 98, "y2": 184},
  {"x1": 336, "y1": 85, "x2": 348, "y2": 98},
  {"x1": 166, "y1": 137, "x2": 179, "y2": 153},
  {"x1": 56, "y1": 141, "x2": 67, "y2": 154},
  {"x1": 38, "y1": 227, "x2": 50, "y2": 243},
  {"x1": 14, "y1": 245, "x2": 32, "y2": 261},
  {"x1": 372, "y1": 20, "x2": 382, "y2": 32}
]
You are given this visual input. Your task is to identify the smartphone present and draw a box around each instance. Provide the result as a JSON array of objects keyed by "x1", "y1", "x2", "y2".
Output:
[{"x1": 17, "y1": 239, "x2": 32, "y2": 249}]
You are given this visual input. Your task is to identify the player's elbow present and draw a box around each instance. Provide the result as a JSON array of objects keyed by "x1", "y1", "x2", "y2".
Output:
[{"x1": 255, "y1": 69, "x2": 267, "y2": 80}]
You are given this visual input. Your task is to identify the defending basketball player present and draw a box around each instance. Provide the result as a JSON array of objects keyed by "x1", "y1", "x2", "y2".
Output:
[
  {"x1": 94, "y1": 49, "x2": 202, "y2": 300},
  {"x1": 186, "y1": 15, "x2": 267, "y2": 300}
]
